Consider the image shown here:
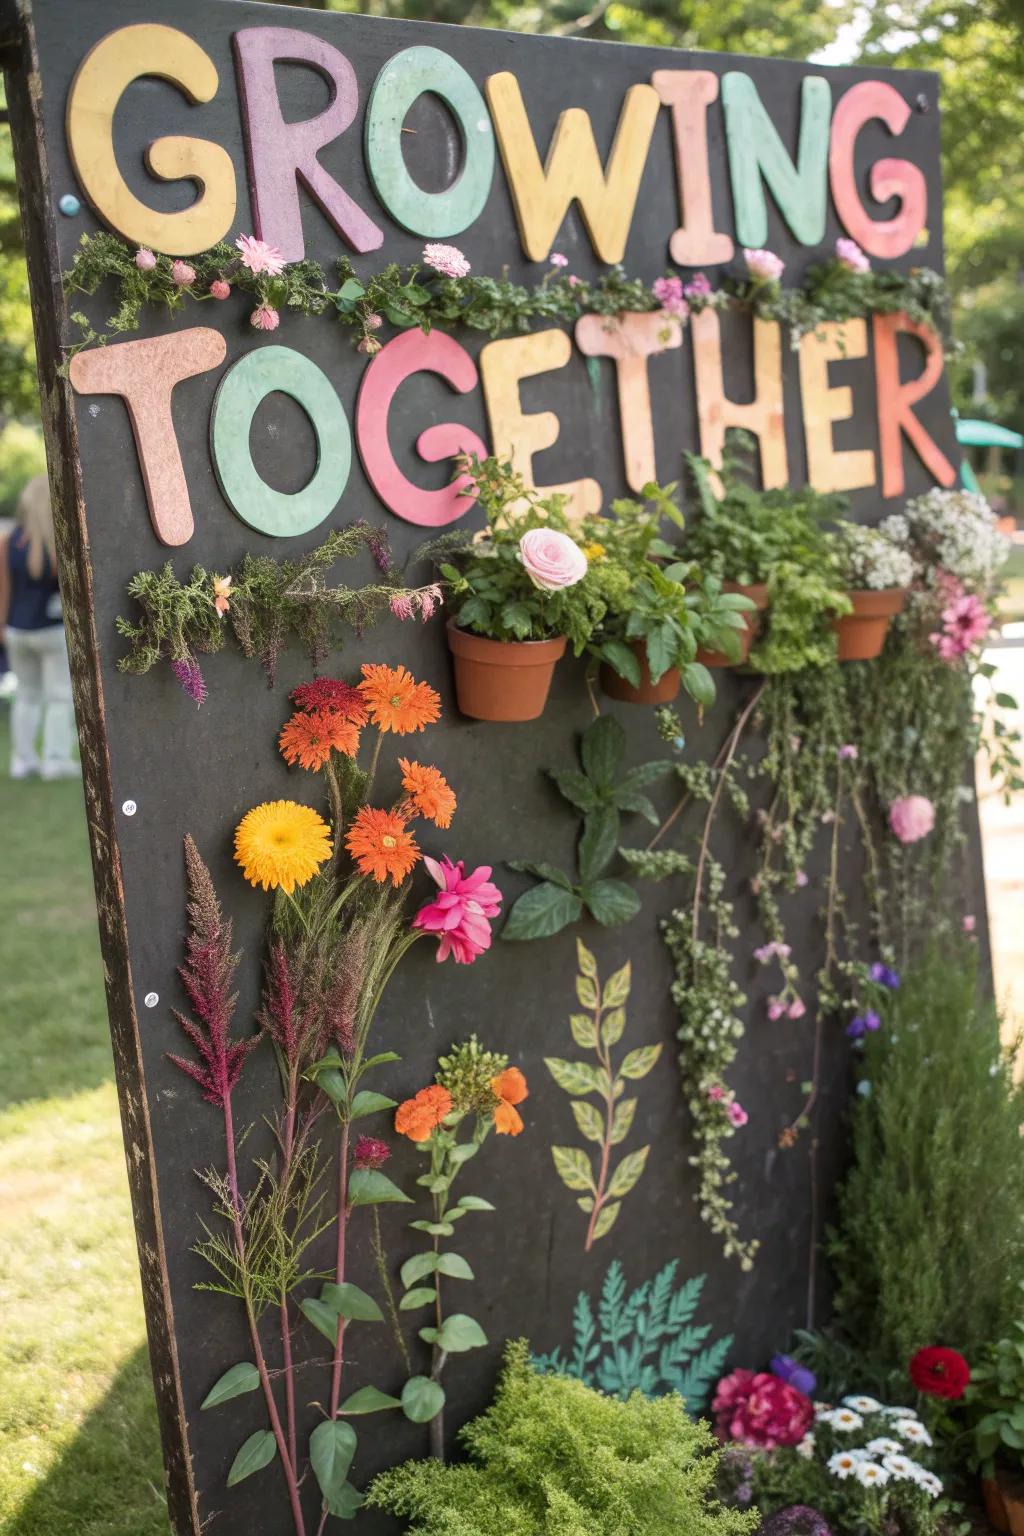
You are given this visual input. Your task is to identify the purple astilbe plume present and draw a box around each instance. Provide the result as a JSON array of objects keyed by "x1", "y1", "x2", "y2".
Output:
[
  {"x1": 170, "y1": 656, "x2": 207, "y2": 706},
  {"x1": 762, "y1": 1508, "x2": 832, "y2": 1536},
  {"x1": 167, "y1": 836, "x2": 257, "y2": 1104}
]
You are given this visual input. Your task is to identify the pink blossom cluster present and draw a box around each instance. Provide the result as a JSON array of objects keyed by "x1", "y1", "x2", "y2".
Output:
[
  {"x1": 888, "y1": 794, "x2": 935, "y2": 844},
  {"x1": 707, "y1": 1082, "x2": 749, "y2": 1127},
  {"x1": 835, "y1": 237, "x2": 870, "y2": 273},
  {"x1": 389, "y1": 584, "x2": 444, "y2": 622},
  {"x1": 422, "y1": 242, "x2": 471, "y2": 279},
  {"x1": 712, "y1": 1368, "x2": 814, "y2": 1449},
  {"x1": 412, "y1": 856, "x2": 502, "y2": 964},
  {"x1": 652, "y1": 274, "x2": 689, "y2": 317},
  {"x1": 754, "y1": 940, "x2": 791, "y2": 965},
  {"x1": 744, "y1": 248, "x2": 785, "y2": 282},
  {"x1": 684, "y1": 272, "x2": 713, "y2": 299},
  {"x1": 768, "y1": 995, "x2": 806, "y2": 1021}
]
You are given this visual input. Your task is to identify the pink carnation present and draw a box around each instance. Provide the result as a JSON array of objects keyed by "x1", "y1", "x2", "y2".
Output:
[
  {"x1": 713, "y1": 1369, "x2": 814, "y2": 1448},
  {"x1": 235, "y1": 233, "x2": 286, "y2": 276},
  {"x1": 519, "y1": 528, "x2": 588, "y2": 592},
  {"x1": 413, "y1": 856, "x2": 502, "y2": 964},
  {"x1": 422, "y1": 242, "x2": 470, "y2": 279},
  {"x1": 209, "y1": 279, "x2": 230, "y2": 300},
  {"x1": 652, "y1": 275, "x2": 688, "y2": 317},
  {"x1": 250, "y1": 305, "x2": 280, "y2": 332},
  {"x1": 744, "y1": 248, "x2": 785, "y2": 282},
  {"x1": 135, "y1": 247, "x2": 157, "y2": 271},
  {"x1": 888, "y1": 794, "x2": 935, "y2": 844},
  {"x1": 836, "y1": 237, "x2": 870, "y2": 274},
  {"x1": 171, "y1": 260, "x2": 196, "y2": 287}
]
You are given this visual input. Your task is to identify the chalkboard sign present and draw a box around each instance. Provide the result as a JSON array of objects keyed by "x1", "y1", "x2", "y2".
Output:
[{"x1": 3, "y1": 2, "x2": 972, "y2": 1532}]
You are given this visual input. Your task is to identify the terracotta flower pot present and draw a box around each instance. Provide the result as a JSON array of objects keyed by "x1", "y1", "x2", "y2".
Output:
[
  {"x1": 696, "y1": 581, "x2": 769, "y2": 668},
  {"x1": 446, "y1": 621, "x2": 566, "y2": 721},
  {"x1": 983, "y1": 1471, "x2": 1024, "y2": 1536},
  {"x1": 833, "y1": 588, "x2": 907, "y2": 662},
  {"x1": 600, "y1": 641, "x2": 680, "y2": 705}
]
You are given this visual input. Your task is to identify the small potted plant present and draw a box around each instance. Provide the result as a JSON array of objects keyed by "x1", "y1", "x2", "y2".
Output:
[
  {"x1": 438, "y1": 456, "x2": 601, "y2": 722},
  {"x1": 828, "y1": 520, "x2": 912, "y2": 662},
  {"x1": 963, "y1": 1320, "x2": 1024, "y2": 1535}
]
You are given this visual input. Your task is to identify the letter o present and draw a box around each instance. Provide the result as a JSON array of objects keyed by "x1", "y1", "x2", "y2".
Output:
[
  {"x1": 365, "y1": 46, "x2": 495, "y2": 237},
  {"x1": 210, "y1": 346, "x2": 351, "y2": 536}
]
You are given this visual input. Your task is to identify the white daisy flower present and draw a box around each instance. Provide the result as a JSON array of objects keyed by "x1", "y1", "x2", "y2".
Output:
[
  {"x1": 813, "y1": 1401, "x2": 834, "y2": 1420},
  {"x1": 895, "y1": 1419, "x2": 932, "y2": 1446},
  {"x1": 882, "y1": 1453, "x2": 919, "y2": 1480},
  {"x1": 828, "y1": 1451, "x2": 859, "y2": 1479},
  {"x1": 867, "y1": 1437, "x2": 903, "y2": 1457},
  {"x1": 916, "y1": 1470, "x2": 943, "y2": 1498},
  {"x1": 843, "y1": 1394, "x2": 882, "y2": 1413},
  {"x1": 881, "y1": 1406, "x2": 918, "y2": 1419},
  {"x1": 855, "y1": 1461, "x2": 890, "y2": 1488},
  {"x1": 797, "y1": 1434, "x2": 816, "y2": 1460},
  {"x1": 828, "y1": 1408, "x2": 864, "y2": 1432}
]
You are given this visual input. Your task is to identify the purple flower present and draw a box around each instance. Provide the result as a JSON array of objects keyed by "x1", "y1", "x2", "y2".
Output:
[
  {"x1": 652, "y1": 274, "x2": 688, "y2": 316},
  {"x1": 762, "y1": 1508, "x2": 832, "y2": 1536},
  {"x1": 863, "y1": 1009, "x2": 881, "y2": 1032},
  {"x1": 735, "y1": 1482, "x2": 753, "y2": 1504},
  {"x1": 846, "y1": 1015, "x2": 867, "y2": 1040},
  {"x1": 838, "y1": 743, "x2": 858, "y2": 761},
  {"x1": 868, "y1": 962, "x2": 900, "y2": 989},
  {"x1": 771, "y1": 1353, "x2": 817, "y2": 1396},
  {"x1": 170, "y1": 657, "x2": 207, "y2": 706},
  {"x1": 683, "y1": 272, "x2": 712, "y2": 299}
]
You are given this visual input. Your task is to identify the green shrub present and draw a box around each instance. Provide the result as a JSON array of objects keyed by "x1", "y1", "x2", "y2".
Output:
[
  {"x1": 830, "y1": 945, "x2": 1024, "y2": 1368},
  {"x1": 367, "y1": 1340, "x2": 758, "y2": 1536},
  {"x1": 0, "y1": 421, "x2": 45, "y2": 517}
]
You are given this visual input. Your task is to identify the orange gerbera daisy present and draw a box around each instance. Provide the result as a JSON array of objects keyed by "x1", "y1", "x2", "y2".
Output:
[
  {"x1": 345, "y1": 806, "x2": 420, "y2": 886},
  {"x1": 359, "y1": 663, "x2": 441, "y2": 735},
  {"x1": 394, "y1": 1084, "x2": 453, "y2": 1142},
  {"x1": 399, "y1": 759, "x2": 457, "y2": 828},
  {"x1": 492, "y1": 1066, "x2": 528, "y2": 1136},
  {"x1": 279, "y1": 708, "x2": 360, "y2": 771}
]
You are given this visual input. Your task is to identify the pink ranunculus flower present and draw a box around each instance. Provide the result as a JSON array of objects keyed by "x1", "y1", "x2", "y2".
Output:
[
  {"x1": 744, "y1": 248, "x2": 785, "y2": 282},
  {"x1": 712, "y1": 1369, "x2": 814, "y2": 1449},
  {"x1": 209, "y1": 279, "x2": 231, "y2": 300},
  {"x1": 836, "y1": 237, "x2": 870, "y2": 273},
  {"x1": 652, "y1": 275, "x2": 688, "y2": 317},
  {"x1": 518, "y1": 529, "x2": 588, "y2": 592},
  {"x1": 135, "y1": 247, "x2": 157, "y2": 271},
  {"x1": 235, "y1": 233, "x2": 286, "y2": 276},
  {"x1": 413, "y1": 856, "x2": 502, "y2": 964},
  {"x1": 889, "y1": 794, "x2": 936, "y2": 844},
  {"x1": 422, "y1": 242, "x2": 470, "y2": 279},
  {"x1": 250, "y1": 305, "x2": 280, "y2": 332},
  {"x1": 171, "y1": 259, "x2": 196, "y2": 287}
]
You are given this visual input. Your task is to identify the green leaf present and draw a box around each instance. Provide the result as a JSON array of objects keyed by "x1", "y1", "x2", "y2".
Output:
[
  {"x1": 348, "y1": 1169, "x2": 411, "y2": 1207},
  {"x1": 579, "y1": 807, "x2": 619, "y2": 883},
  {"x1": 584, "y1": 879, "x2": 641, "y2": 927},
  {"x1": 507, "y1": 860, "x2": 573, "y2": 890},
  {"x1": 227, "y1": 1429, "x2": 277, "y2": 1487},
  {"x1": 571, "y1": 1099, "x2": 605, "y2": 1143},
  {"x1": 301, "y1": 1297, "x2": 343, "y2": 1344},
  {"x1": 349, "y1": 1090, "x2": 397, "y2": 1120},
  {"x1": 576, "y1": 939, "x2": 598, "y2": 979},
  {"x1": 321, "y1": 1282, "x2": 384, "y2": 1323},
  {"x1": 580, "y1": 715, "x2": 626, "y2": 788},
  {"x1": 201, "y1": 1361, "x2": 260, "y2": 1410},
  {"x1": 545, "y1": 1057, "x2": 604, "y2": 1096},
  {"x1": 338, "y1": 278, "x2": 365, "y2": 301},
  {"x1": 600, "y1": 1007, "x2": 626, "y2": 1048},
  {"x1": 339, "y1": 1386, "x2": 401, "y2": 1414},
  {"x1": 359, "y1": 1052, "x2": 401, "y2": 1073},
  {"x1": 401, "y1": 1252, "x2": 440, "y2": 1289},
  {"x1": 436, "y1": 1253, "x2": 474, "y2": 1280},
  {"x1": 548, "y1": 768, "x2": 599, "y2": 813},
  {"x1": 576, "y1": 971, "x2": 599, "y2": 1010},
  {"x1": 315, "y1": 1068, "x2": 347, "y2": 1106},
  {"x1": 455, "y1": 1195, "x2": 496, "y2": 1211},
  {"x1": 607, "y1": 1145, "x2": 650, "y2": 1198},
  {"x1": 402, "y1": 1376, "x2": 446, "y2": 1423},
  {"x1": 399, "y1": 1287, "x2": 437, "y2": 1311},
  {"x1": 591, "y1": 1201, "x2": 621, "y2": 1241},
  {"x1": 995, "y1": 692, "x2": 1018, "y2": 709},
  {"x1": 409, "y1": 1220, "x2": 454, "y2": 1237},
  {"x1": 644, "y1": 623, "x2": 678, "y2": 684},
  {"x1": 602, "y1": 961, "x2": 632, "y2": 1010},
  {"x1": 327, "y1": 1482, "x2": 364, "y2": 1520},
  {"x1": 680, "y1": 661, "x2": 716, "y2": 709},
  {"x1": 610, "y1": 1098, "x2": 637, "y2": 1144},
  {"x1": 619, "y1": 1044, "x2": 663, "y2": 1079},
  {"x1": 569, "y1": 1011, "x2": 598, "y2": 1048},
  {"x1": 310, "y1": 1420, "x2": 358, "y2": 1508},
  {"x1": 436, "y1": 1314, "x2": 488, "y2": 1352},
  {"x1": 503, "y1": 883, "x2": 583, "y2": 941},
  {"x1": 419, "y1": 1326, "x2": 438, "y2": 1345},
  {"x1": 600, "y1": 638, "x2": 642, "y2": 687},
  {"x1": 448, "y1": 1143, "x2": 478, "y2": 1165},
  {"x1": 552, "y1": 1144, "x2": 595, "y2": 1192}
]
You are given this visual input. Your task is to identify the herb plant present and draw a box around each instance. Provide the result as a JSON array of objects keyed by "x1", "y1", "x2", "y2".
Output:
[{"x1": 963, "y1": 1310, "x2": 1024, "y2": 1478}]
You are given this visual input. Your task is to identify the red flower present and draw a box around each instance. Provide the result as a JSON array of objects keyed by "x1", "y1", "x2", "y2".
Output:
[
  {"x1": 712, "y1": 1369, "x2": 814, "y2": 1449},
  {"x1": 353, "y1": 1136, "x2": 390, "y2": 1170},
  {"x1": 910, "y1": 1346, "x2": 970, "y2": 1400}
]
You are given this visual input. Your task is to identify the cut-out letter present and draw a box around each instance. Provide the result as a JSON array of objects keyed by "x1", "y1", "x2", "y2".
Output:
[
  {"x1": 69, "y1": 329, "x2": 226, "y2": 546},
  {"x1": 355, "y1": 329, "x2": 488, "y2": 528},
  {"x1": 575, "y1": 312, "x2": 683, "y2": 492},
  {"x1": 830, "y1": 82, "x2": 927, "y2": 259},
  {"x1": 721, "y1": 72, "x2": 831, "y2": 248},
  {"x1": 799, "y1": 321, "x2": 877, "y2": 493},
  {"x1": 485, "y1": 72, "x2": 659, "y2": 263},
  {"x1": 365, "y1": 46, "x2": 494, "y2": 238},
  {"x1": 210, "y1": 346, "x2": 351, "y2": 536},
  {"x1": 872, "y1": 312, "x2": 956, "y2": 498},
  {"x1": 479, "y1": 330, "x2": 601, "y2": 518},
  {"x1": 690, "y1": 309, "x2": 788, "y2": 489},
  {"x1": 65, "y1": 24, "x2": 235, "y2": 254},
  {"x1": 651, "y1": 70, "x2": 734, "y2": 267},
  {"x1": 232, "y1": 27, "x2": 383, "y2": 262}
]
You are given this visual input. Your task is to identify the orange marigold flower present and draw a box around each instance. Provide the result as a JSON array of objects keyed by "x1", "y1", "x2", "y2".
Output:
[
  {"x1": 359, "y1": 663, "x2": 441, "y2": 735},
  {"x1": 345, "y1": 806, "x2": 420, "y2": 886},
  {"x1": 398, "y1": 758, "x2": 457, "y2": 828},
  {"x1": 395, "y1": 1084, "x2": 453, "y2": 1142},
  {"x1": 492, "y1": 1066, "x2": 528, "y2": 1136},
  {"x1": 279, "y1": 709, "x2": 360, "y2": 770}
]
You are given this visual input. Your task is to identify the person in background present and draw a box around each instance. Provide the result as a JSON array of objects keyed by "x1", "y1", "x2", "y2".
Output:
[{"x1": 0, "y1": 474, "x2": 77, "y2": 779}]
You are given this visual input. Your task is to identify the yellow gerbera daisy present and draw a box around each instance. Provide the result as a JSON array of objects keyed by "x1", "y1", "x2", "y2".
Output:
[{"x1": 234, "y1": 800, "x2": 332, "y2": 893}]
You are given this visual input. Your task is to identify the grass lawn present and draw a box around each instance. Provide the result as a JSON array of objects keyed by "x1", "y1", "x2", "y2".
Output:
[{"x1": 0, "y1": 709, "x2": 169, "y2": 1535}]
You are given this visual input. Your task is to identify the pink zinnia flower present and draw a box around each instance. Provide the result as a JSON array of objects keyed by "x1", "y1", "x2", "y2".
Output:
[
  {"x1": 652, "y1": 275, "x2": 688, "y2": 317},
  {"x1": 422, "y1": 242, "x2": 470, "y2": 279},
  {"x1": 836, "y1": 237, "x2": 870, "y2": 273},
  {"x1": 250, "y1": 305, "x2": 280, "y2": 332},
  {"x1": 727, "y1": 1101, "x2": 749, "y2": 1127},
  {"x1": 413, "y1": 856, "x2": 502, "y2": 964},
  {"x1": 888, "y1": 794, "x2": 935, "y2": 844},
  {"x1": 744, "y1": 248, "x2": 785, "y2": 282},
  {"x1": 712, "y1": 1369, "x2": 814, "y2": 1449},
  {"x1": 171, "y1": 260, "x2": 196, "y2": 287},
  {"x1": 684, "y1": 272, "x2": 713, "y2": 299},
  {"x1": 930, "y1": 593, "x2": 990, "y2": 661},
  {"x1": 135, "y1": 247, "x2": 157, "y2": 271},
  {"x1": 389, "y1": 593, "x2": 415, "y2": 620},
  {"x1": 209, "y1": 279, "x2": 230, "y2": 300},
  {"x1": 235, "y1": 233, "x2": 286, "y2": 276},
  {"x1": 550, "y1": 252, "x2": 569, "y2": 267},
  {"x1": 353, "y1": 1135, "x2": 390, "y2": 1170}
]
